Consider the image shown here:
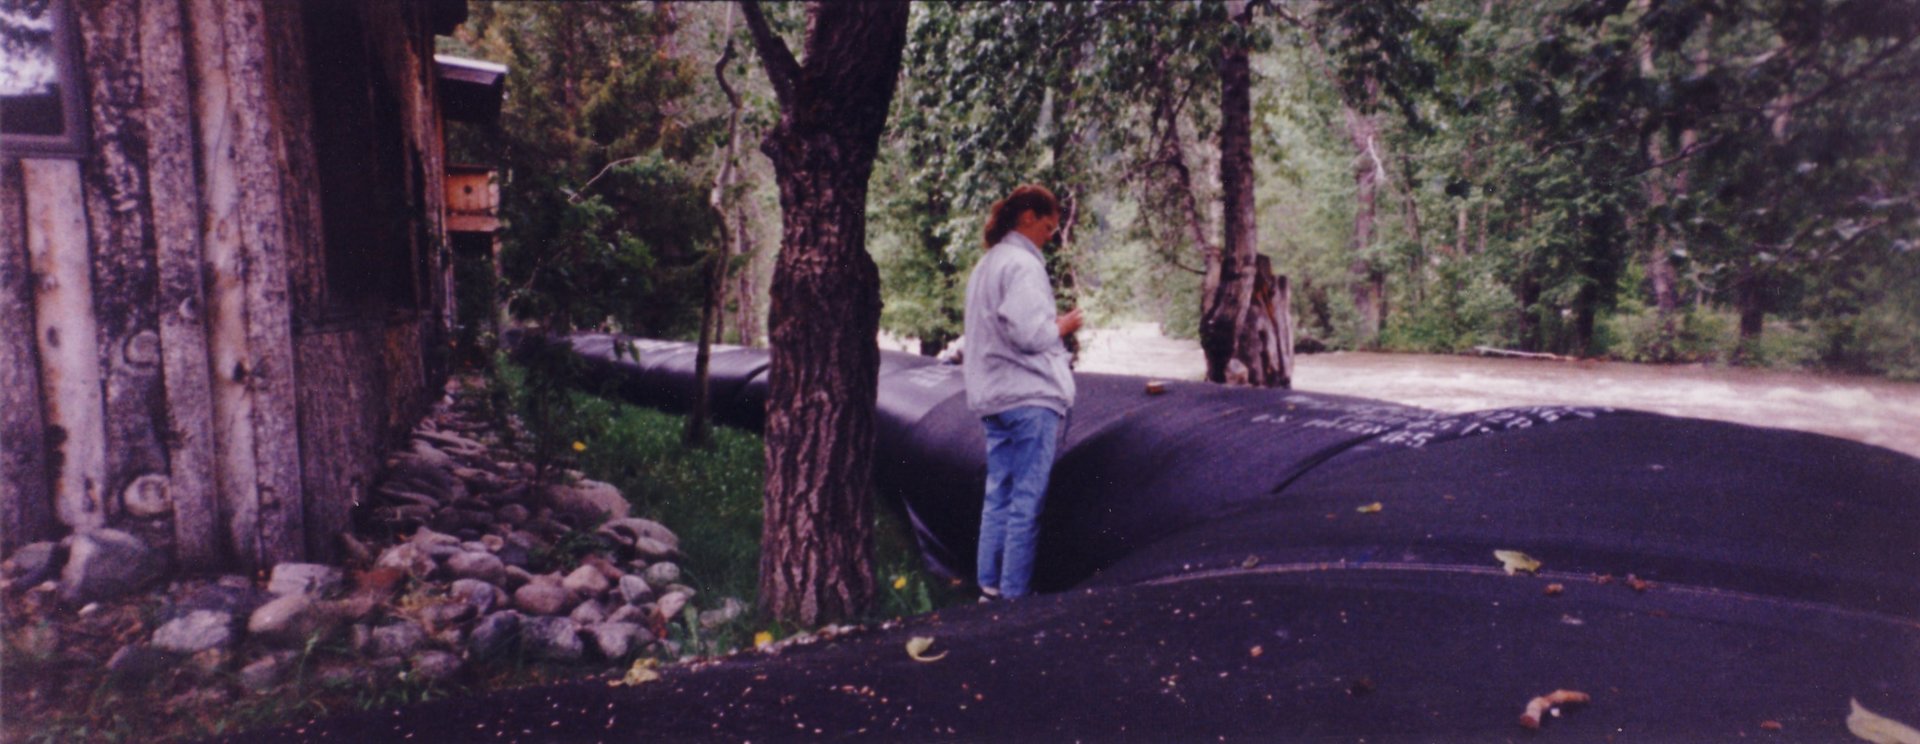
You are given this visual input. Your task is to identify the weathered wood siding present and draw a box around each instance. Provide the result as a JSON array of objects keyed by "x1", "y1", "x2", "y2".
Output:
[
  {"x1": 0, "y1": 163, "x2": 56, "y2": 555},
  {"x1": 0, "y1": 0, "x2": 457, "y2": 572}
]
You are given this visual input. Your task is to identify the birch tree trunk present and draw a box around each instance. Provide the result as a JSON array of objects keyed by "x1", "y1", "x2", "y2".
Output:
[{"x1": 740, "y1": 0, "x2": 907, "y2": 625}]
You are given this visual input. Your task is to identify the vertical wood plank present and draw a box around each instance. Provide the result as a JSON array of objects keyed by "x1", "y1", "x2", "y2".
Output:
[
  {"x1": 221, "y1": 0, "x2": 305, "y2": 567},
  {"x1": 22, "y1": 159, "x2": 110, "y2": 532},
  {"x1": 260, "y1": 0, "x2": 325, "y2": 321},
  {"x1": 188, "y1": 0, "x2": 264, "y2": 568},
  {"x1": 0, "y1": 162, "x2": 57, "y2": 554},
  {"x1": 142, "y1": 0, "x2": 222, "y2": 569},
  {"x1": 75, "y1": 0, "x2": 172, "y2": 542},
  {"x1": 294, "y1": 330, "x2": 385, "y2": 561}
]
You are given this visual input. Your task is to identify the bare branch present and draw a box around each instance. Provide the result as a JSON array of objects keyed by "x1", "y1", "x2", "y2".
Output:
[
  {"x1": 569, "y1": 155, "x2": 650, "y2": 204},
  {"x1": 738, "y1": 0, "x2": 798, "y2": 113}
]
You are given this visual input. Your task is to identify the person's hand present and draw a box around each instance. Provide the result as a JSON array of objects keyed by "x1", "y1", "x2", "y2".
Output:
[{"x1": 1057, "y1": 308, "x2": 1084, "y2": 337}]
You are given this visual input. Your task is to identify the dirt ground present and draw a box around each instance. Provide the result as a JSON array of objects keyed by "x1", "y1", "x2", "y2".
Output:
[{"x1": 1075, "y1": 322, "x2": 1920, "y2": 460}]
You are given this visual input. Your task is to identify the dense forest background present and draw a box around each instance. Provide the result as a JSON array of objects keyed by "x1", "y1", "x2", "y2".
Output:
[{"x1": 440, "y1": 1, "x2": 1920, "y2": 379}]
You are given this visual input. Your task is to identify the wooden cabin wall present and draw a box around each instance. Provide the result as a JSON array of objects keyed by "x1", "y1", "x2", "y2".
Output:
[
  {"x1": 0, "y1": 163, "x2": 57, "y2": 556},
  {"x1": 0, "y1": 0, "x2": 454, "y2": 570}
]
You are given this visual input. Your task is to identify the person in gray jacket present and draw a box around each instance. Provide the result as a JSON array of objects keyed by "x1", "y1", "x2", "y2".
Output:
[{"x1": 963, "y1": 184, "x2": 1082, "y2": 600}]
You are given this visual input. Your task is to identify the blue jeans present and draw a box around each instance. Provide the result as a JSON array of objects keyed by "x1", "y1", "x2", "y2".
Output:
[{"x1": 977, "y1": 406, "x2": 1064, "y2": 598}]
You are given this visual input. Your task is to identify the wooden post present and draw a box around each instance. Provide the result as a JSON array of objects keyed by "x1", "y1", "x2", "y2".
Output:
[
  {"x1": 0, "y1": 162, "x2": 57, "y2": 554},
  {"x1": 22, "y1": 159, "x2": 110, "y2": 531},
  {"x1": 191, "y1": 0, "x2": 306, "y2": 569},
  {"x1": 144, "y1": 0, "x2": 223, "y2": 568}
]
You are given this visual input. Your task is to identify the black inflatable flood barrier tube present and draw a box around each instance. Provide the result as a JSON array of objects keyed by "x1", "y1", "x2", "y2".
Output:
[{"x1": 522, "y1": 332, "x2": 1920, "y2": 624}]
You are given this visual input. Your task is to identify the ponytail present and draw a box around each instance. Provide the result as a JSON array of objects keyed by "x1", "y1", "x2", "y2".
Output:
[{"x1": 983, "y1": 184, "x2": 1059, "y2": 248}]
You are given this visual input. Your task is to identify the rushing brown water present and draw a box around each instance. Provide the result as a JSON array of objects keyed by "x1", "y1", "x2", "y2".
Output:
[{"x1": 1074, "y1": 323, "x2": 1920, "y2": 459}]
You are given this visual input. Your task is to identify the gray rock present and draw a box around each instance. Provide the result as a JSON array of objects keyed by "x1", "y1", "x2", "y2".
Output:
[
  {"x1": 562, "y1": 565, "x2": 610, "y2": 598},
  {"x1": 107, "y1": 643, "x2": 171, "y2": 683},
  {"x1": 617, "y1": 574, "x2": 654, "y2": 605},
  {"x1": 642, "y1": 562, "x2": 682, "y2": 589},
  {"x1": 267, "y1": 563, "x2": 344, "y2": 598},
  {"x1": 375, "y1": 542, "x2": 435, "y2": 578},
  {"x1": 385, "y1": 455, "x2": 460, "y2": 500},
  {"x1": 168, "y1": 583, "x2": 268, "y2": 621},
  {"x1": 3, "y1": 542, "x2": 60, "y2": 587},
  {"x1": 420, "y1": 600, "x2": 476, "y2": 627},
  {"x1": 606, "y1": 604, "x2": 647, "y2": 625},
  {"x1": 449, "y1": 579, "x2": 505, "y2": 615},
  {"x1": 468, "y1": 611, "x2": 522, "y2": 658},
  {"x1": 586, "y1": 622, "x2": 649, "y2": 659},
  {"x1": 434, "y1": 626, "x2": 465, "y2": 649},
  {"x1": 378, "y1": 487, "x2": 441, "y2": 511},
  {"x1": 496, "y1": 503, "x2": 530, "y2": 526},
  {"x1": 494, "y1": 541, "x2": 531, "y2": 569},
  {"x1": 316, "y1": 663, "x2": 373, "y2": 688},
  {"x1": 410, "y1": 650, "x2": 464, "y2": 684},
  {"x1": 655, "y1": 591, "x2": 691, "y2": 623},
  {"x1": 698, "y1": 597, "x2": 748, "y2": 630},
  {"x1": 248, "y1": 594, "x2": 324, "y2": 647},
  {"x1": 569, "y1": 598, "x2": 607, "y2": 625},
  {"x1": 407, "y1": 440, "x2": 455, "y2": 470},
  {"x1": 521, "y1": 616, "x2": 583, "y2": 661},
  {"x1": 371, "y1": 621, "x2": 427, "y2": 658},
  {"x1": 503, "y1": 565, "x2": 536, "y2": 589},
  {"x1": 59, "y1": 529, "x2": 162, "y2": 603},
  {"x1": 153, "y1": 609, "x2": 235, "y2": 654},
  {"x1": 238, "y1": 651, "x2": 297, "y2": 692},
  {"x1": 596, "y1": 518, "x2": 680, "y2": 554},
  {"x1": 632, "y1": 536, "x2": 677, "y2": 560},
  {"x1": 543, "y1": 479, "x2": 630, "y2": 521},
  {"x1": 666, "y1": 583, "x2": 699, "y2": 600},
  {"x1": 514, "y1": 580, "x2": 570, "y2": 616},
  {"x1": 447, "y1": 552, "x2": 506, "y2": 585}
]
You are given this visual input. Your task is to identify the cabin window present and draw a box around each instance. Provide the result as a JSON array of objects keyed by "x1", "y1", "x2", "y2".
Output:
[
  {"x1": 0, "y1": 0, "x2": 87, "y2": 157},
  {"x1": 304, "y1": 1, "x2": 420, "y2": 312}
]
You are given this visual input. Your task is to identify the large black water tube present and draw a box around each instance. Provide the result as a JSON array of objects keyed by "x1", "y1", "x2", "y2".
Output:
[{"x1": 537, "y1": 333, "x2": 1920, "y2": 622}]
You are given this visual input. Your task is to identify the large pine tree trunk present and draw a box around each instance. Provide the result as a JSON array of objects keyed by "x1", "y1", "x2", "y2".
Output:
[
  {"x1": 741, "y1": 1, "x2": 907, "y2": 626},
  {"x1": 1200, "y1": 1, "x2": 1291, "y2": 387},
  {"x1": 1339, "y1": 98, "x2": 1386, "y2": 347}
]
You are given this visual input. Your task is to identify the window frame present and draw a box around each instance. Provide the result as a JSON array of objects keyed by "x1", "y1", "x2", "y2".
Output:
[{"x1": 0, "y1": 0, "x2": 89, "y2": 159}]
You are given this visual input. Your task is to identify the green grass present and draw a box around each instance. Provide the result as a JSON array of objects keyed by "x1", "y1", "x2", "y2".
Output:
[{"x1": 551, "y1": 383, "x2": 973, "y2": 652}]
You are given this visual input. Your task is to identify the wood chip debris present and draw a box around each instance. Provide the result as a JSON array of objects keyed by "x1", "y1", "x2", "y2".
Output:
[{"x1": 1518, "y1": 689, "x2": 1591, "y2": 729}]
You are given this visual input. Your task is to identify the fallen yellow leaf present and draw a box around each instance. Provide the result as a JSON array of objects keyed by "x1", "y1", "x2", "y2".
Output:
[
  {"x1": 906, "y1": 636, "x2": 947, "y2": 662},
  {"x1": 754, "y1": 631, "x2": 774, "y2": 648},
  {"x1": 892, "y1": 575, "x2": 908, "y2": 590},
  {"x1": 1849, "y1": 699, "x2": 1920, "y2": 744},
  {"x1": 572, "y1": 441, "x2": 587, "y2": 452},
  {"x1": 1356, "y1": 502, "x2": 1383, "y2": 514},
  {"x1": 1494, "y1": 549, "x2": 1542, "y2": 575},
  {"x1": 609, "y1": 658, "x2": 661, "y2": 687}
]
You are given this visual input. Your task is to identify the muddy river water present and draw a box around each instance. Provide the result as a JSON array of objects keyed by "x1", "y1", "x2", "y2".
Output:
[{"x1": 1071, "y1": 323, "x2": 1920, "y2": 459}]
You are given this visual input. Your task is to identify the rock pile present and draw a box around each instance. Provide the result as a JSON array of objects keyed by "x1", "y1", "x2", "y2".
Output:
[{"x1": 0, "y1": 377, "x2": 746, "y2": 703}]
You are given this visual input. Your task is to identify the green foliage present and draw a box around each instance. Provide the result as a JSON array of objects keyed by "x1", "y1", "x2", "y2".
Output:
[
  {"x1": 569, "y1": 395, "x2": 765, "y2": 603},
  {"x1": 445, "y1": 4, "x2": 725, "y2": 337}
]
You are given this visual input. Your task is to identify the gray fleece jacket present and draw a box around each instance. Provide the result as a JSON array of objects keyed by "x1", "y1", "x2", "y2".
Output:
[{"x1": 962, "y1": 232, "x2": 1075, "y2": 417}]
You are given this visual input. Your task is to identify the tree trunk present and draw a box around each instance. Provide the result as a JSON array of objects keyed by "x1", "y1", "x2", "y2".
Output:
[
  {"x1": 1636, "y1": 0, "x2": 1681, "y2": 360},
  {"x1": 1200, "y1": 5, "x2": 1255, "y2": 383},
  {"x1": 741, "y1": 0, "x2": 907, "y2": 626},
  {"x1": 688, "y1": 7, "x2": 745, "y2": 449},
  {"x1": 1339, "y1": 96, "x2": 1386, "y2": 347},
  {"x1": 733, "y1": 207, "x2": 760, "y2": 346}
]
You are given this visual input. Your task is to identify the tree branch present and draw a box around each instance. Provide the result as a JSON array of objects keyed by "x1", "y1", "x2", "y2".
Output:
[{"x1": 738, "y1": 0, "x2": 798, "y2": 113}]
